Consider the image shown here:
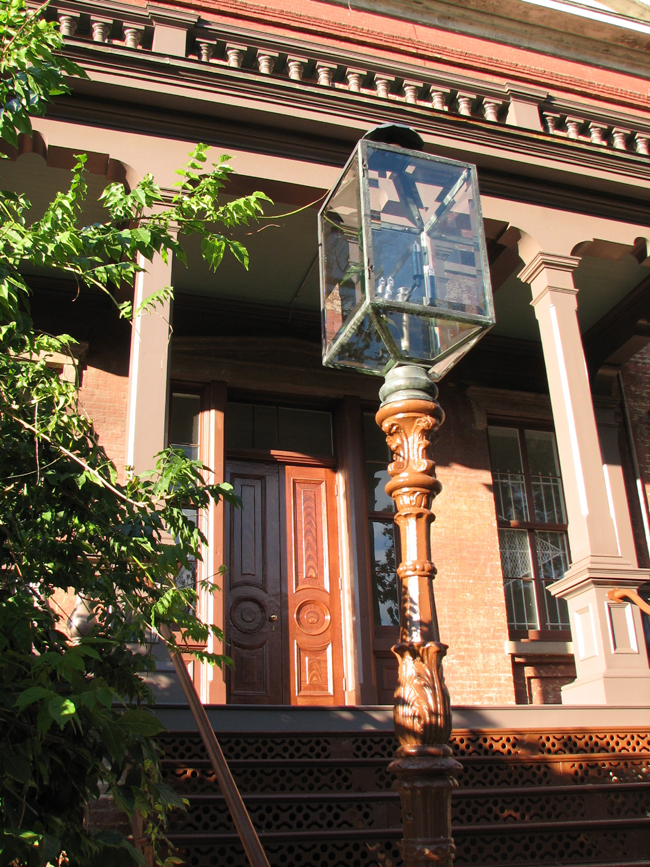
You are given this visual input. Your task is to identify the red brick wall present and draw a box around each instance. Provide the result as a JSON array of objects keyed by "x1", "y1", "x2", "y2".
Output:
[
  {"x1": 620, "y1": 345, "x2": 650, "y2": 569},
  {"x1": 78, "y1": 352, "x2": 130, "y2": 482},
  {"x1": 430, "y1": 382, "x2": 516, "y2": 705}
]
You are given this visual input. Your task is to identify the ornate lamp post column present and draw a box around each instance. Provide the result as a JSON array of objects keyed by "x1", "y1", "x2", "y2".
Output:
[
  {"x1": 318, "y1": 124, "x2": 495, "y2": 864},
  {"x1": 377, "y1": 366, "x2": 461, "y2": 867},
  {"x1": 377, "y1": 366, "x2": 460, "y2": 866}
]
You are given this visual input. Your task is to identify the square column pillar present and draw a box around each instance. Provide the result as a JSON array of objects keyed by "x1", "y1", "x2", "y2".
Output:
[
  {"x1": 126, "y1": 253, "x2": 172, "y2": 474},
  {"x1": 595, "y1": 400, "x2": 638, "y2": 568},
  {"x1": 519, "y1": 252, "x2": 650, "y2": 705}
]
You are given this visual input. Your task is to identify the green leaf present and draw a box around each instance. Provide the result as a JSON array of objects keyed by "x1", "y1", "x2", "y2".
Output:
[
  {"x1": 14, "y1": 685, "x2": 51, "y2": 709},
  {"x1": 228, "y1": 239, "x2": 249, "y2": 269},
  {"x1": 48, "y1": 695, "x2": 76, "y2": 727},
  {"x1": 116, "y1": 709, "x2": 166, "y2": 737},
  {"x1": 201, "y1": 235, "x2": 225, "y2": 270}
]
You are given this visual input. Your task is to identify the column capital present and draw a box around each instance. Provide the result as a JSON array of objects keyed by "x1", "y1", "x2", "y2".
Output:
[{"x1": 518, "y1": 252, "x2": 580, "y2": 286}]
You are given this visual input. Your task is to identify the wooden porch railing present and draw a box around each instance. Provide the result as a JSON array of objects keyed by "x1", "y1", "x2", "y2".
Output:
[
  {"x1": 159, "y1": 625, "x2": 270, "y2": 867},
  {"x1": 607, "y1": 587, "x2": 650, "y2": 615}
]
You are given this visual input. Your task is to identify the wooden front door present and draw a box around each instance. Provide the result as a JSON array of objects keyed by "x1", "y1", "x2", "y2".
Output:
[
  {"x1": 225, "y1": 461, "x2": 284, "y2": 704},
  {"x1": 225, "y1": 461, "x2": 344, "y2": 705},
  {"x1": 285, "y1": 466, "x2": 344, "y2": 706}
]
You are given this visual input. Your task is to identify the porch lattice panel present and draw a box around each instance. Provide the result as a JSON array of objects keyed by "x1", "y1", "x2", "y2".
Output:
[{"x1": 159, "y1": 727, "x2": 650, "y2": 867}]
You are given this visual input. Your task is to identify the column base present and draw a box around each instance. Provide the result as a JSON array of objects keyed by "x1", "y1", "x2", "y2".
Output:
[
  {"x1": 550, "y1": 564, "x2": 650, "y2": 707},
  {"x1": 389, "y1": 746, "x2": 461, "y2": 867},
  {"x1": 561, "y1": 670, "x2": 650, "y2": 706}
]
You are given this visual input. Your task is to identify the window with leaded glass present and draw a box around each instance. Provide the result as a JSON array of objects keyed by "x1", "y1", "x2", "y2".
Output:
[
  {"x1": 488, "y1": 424, "x2": 570, "y2": 638},
  {"x1": 363, "y1": 412, "x2": 399, "y2": 628}
]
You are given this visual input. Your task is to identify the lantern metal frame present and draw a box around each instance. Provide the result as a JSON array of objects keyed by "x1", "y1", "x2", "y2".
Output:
[{"x1": 318, "y1": 138, "x2": 495, "y2": 380}]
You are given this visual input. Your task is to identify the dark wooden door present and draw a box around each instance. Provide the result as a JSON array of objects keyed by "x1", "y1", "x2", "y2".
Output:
[
  {"x1": 225, "y1": 461, "x2": 284, "y2": 704},
  {"x1": 285, "y1": 466, "x2": 344, "y2": 706}
]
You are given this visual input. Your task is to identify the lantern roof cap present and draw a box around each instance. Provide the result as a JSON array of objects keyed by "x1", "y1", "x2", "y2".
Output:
[{"x1": 363, "y1": 123, "x2": 424, "y2": 151}]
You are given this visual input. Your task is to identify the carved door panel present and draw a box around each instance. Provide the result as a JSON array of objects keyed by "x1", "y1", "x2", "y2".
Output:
[
  {"x1": 284, "y1": 466, "x2": 344, "y2": 706},
  {"x1": 226, "y1": 461, "x2": 284, "y2": 704}
]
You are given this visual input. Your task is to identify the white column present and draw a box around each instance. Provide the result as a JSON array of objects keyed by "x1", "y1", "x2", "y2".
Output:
[
  {"x1": 126, "y1": 253, "x2": 172, "y2": 474},
  {"x1": 595, "y1": 400, "x2": 638, "y2": 568},
  {"x1": 519, "y1": 252, "x2": 650, "y2": 705}
]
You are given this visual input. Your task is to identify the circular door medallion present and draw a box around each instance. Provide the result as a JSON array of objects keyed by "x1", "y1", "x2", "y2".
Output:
[
  {"x1": 230, "y1": 598, "x2": 266, "y2": 634},
  {"x1": 295, "y1": 600, "x2": 331, "y2": 635}
]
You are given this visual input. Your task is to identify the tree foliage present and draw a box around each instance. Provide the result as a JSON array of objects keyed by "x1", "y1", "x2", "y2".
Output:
[{"x1": 0, "y1": 2, "x2": 269, "y2": 864}]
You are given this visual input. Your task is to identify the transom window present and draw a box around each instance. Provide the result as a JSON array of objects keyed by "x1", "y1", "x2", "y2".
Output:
[
  {"x1": 169, "y1": 393, "x2": 200, "y2": 460},
  {"x1": 488, "y1": 424, "x2": 570, "y2": 637},
  {"x1": 225, "y1": 402, "x2": 333, "y2": 457}
]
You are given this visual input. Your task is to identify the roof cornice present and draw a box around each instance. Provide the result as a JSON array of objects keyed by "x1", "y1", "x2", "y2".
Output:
[{"x1": 322, "y1": 0, "x2": 650, "y2": 77}]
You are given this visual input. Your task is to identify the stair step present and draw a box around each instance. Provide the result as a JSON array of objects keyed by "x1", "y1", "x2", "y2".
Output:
[
  {"x1": 159, "y1": 725, "x2": 650, "y2": 867},
  {"x1": 167, "y1": 781, "x2": 650, "y2": 834}
]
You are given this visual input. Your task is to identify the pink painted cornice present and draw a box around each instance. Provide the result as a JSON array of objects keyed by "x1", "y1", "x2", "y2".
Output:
[{"x1": 141, "y1": 0, "x2": 650, "y2": 112}]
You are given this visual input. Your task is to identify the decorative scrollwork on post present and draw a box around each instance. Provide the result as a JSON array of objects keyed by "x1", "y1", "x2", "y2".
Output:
[
  {"x1": 376, "y1": 365, "x2": 461, "y2": 867},
  {"x1": 393, "y1": 642, "x2": 452, "y2": 747}
]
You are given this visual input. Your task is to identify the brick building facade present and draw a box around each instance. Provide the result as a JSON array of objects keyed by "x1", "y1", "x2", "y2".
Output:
[{"x1": 9, "y1": 0, "x2": 650, "y2": 709}]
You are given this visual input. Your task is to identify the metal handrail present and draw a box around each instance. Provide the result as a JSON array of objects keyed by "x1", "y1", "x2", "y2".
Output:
[
  {"x1": 159, "y1": 625, "x2": 271, "y2": 867},
  {"x1": 607, "y1": 587, "x2": 650, "y2": 616}
]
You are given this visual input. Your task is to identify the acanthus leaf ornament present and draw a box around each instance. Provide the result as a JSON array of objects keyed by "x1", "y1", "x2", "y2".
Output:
[{"x1": 393, "y1": 641, "x2": 453, "y2": 747}]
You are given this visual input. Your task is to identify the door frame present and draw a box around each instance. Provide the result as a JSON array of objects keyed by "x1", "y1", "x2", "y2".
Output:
[{"x1": 175, "y1": 382, "x2": 381, "y2": 706}]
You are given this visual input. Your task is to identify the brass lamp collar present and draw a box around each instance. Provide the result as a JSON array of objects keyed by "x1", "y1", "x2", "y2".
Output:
[{"x1": 379, "y1": 363, "x2": 439, "y2": 407}]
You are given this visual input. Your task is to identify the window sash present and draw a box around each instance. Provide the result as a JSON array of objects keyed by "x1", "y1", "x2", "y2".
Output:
[
  {"x1": 493, "y1": 471, "x2": 529, "y2": 522},
  {"x1": 531, "y1": 475, "x2": 566, "y2": 524},
  {"x1": 490, "y1": 425, "x2": 570, "y2": 635},
  {"x1": 369, "y1": 519, "x2": 399, "y2": 627},
  {"x1": 499, "y1": 529, "x2": 538, "y2": 630}
]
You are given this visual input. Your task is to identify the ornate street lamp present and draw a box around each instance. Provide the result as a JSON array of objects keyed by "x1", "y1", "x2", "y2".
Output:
[{"x1": 318, "y1": 125, "x2": 495, "y2": 866}]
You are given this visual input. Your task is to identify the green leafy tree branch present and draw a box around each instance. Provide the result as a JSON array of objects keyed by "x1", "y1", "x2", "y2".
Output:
[{"x1": 0, "y1": 2, "x2": 270, "y2": 865}]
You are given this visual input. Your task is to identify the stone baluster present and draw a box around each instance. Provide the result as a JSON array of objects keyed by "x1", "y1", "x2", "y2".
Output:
[
  {"x1": 316, "y1": 62, "x2": 336, "y2": 87},
  {"x1": 542, "y1": 112, "x2": 562, "y2": 134},
  {"x1": 482, "y1": 99, "x2": 501, "y2": 122},
  {"x1": 403, "y1": 81, "x2": 422, "y2": 105},
  {"x1": 588, "y1": 122, "x2": 607, "y2": 145},
  {"x1": 91, "y1": 17, "x2": 112, "y2": 43},
  {"x1": 346, "y1": 68, "x2": 365, "y2": 92},
  {"x1": 256, "y1": 51, "x2": 278, "y2": 75},
  {"x1": 611, "y1": 127, "x2": 630, "y2": 150},
  {"x1": 58, "y1": 12, "x2": 79, "y2": 37},
  {"x1": 430, "y1": 87, "x2": 450, "y2": 111},
  {"x1": 197, "y1": 39, "x2": 215, "y2": 62},
  {"x1": 456, "y1": 92, "x2": 476, "y2": 117},
  {"x1": 123, "y1": 25, "x2": 143, "y2": 50},
  {"x1": 374, "y1": 74, "x2": 395, "y2": 99},
  {"x1": 565, "y1": 117, "x2": 584, "y2": 140},
  {"x1": 634, "y1": 133, "x2": 650, "y2": 155},
  {"x1": 225, "y1": 43, "x2": 246, "y2": 68},
  {"x1": 287, "y1": 56, "x2": 308, "y2": 81}
]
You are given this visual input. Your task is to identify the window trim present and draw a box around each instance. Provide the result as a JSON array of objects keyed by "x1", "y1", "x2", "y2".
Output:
[{"x1": 488, "y1": 417, "x2": 572, "y2": 642}]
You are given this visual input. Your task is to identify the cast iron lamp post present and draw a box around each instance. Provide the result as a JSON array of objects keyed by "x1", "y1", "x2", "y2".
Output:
[{"x1": 318, "y1": 125, "x2": 495, "y2": 866}]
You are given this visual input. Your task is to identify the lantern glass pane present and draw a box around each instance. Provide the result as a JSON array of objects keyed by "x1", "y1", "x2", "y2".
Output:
[
  {"x1": 326, "y1": 311, "x2": 391, "y2": 373},
  {"x1": 321, "y1": 157, "x2": 366, "y2": 357},
  {"x1": 366, "y1": 144, "x2": 489, "y2": 320},
  {"x1": 380, "y1": 308, "x2": 479, "y2": 365}
]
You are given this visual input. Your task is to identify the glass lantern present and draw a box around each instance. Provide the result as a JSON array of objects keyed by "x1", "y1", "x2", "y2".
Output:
[{"x1": 319, "y1": 137, "x2": 495, "y2": 379}]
